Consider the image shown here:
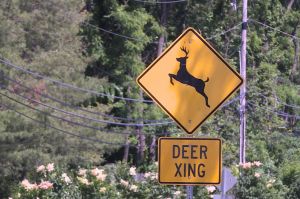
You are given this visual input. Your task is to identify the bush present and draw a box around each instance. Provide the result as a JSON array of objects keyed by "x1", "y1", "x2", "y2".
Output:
[{"x1": 10, "y1": 162, "x2": 220, "y2": 199}]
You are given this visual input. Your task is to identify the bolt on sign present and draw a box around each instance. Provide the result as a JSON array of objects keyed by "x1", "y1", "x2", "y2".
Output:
[
  {"x1": 158, "y1": 138, "x2": 221, "y2": 185},
  {"x1": 137, "y1": 28, "x2": 243, "y2": 134}
]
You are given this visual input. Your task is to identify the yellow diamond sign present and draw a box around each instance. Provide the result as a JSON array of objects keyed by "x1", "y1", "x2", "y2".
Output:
[{"x1": 137, "y1": 28, "x2": 243, "y2": 134}]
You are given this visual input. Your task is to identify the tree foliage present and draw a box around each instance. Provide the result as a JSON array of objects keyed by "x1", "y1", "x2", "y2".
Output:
[{"x1": 0, "y1": 0, "x2": 300, "y2": 198}]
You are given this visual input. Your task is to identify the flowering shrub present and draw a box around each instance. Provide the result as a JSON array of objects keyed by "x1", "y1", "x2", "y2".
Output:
[
  {"x1": 14, "y1": 163, "x2": 81, "y2": 199},
  {"x1": 234, "y1": 161, "x2": 286, "y2": 198},
  {"x1": 10, "y1": 162, "x2": 219, "y2": 199}
]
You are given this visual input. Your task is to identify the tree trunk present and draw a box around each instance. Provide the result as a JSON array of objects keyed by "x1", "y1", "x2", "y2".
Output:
[
  {"x1": 287, "y1": 0, "x2": 295, "y2": 10},
  {"x1": 137, "y1": 89, "x2": 145, "y2": 166},
  {"x1": 123, "y1": 133, "x2": 129, "y2": 163},
  {"x1": 149, "y1": 135, "x2": 156, "y2": 162},
  {"x1": 291, "y1": 37, "x2": 299, "y2": 81}
]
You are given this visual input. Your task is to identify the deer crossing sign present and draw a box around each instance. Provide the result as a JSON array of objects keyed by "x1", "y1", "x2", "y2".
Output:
[
  {"x1": 137, "y1": 27, "x2": 243, "y2": 134},
  {"x1": 158, "y1": 138, "x2": 222, "y2": 185}
]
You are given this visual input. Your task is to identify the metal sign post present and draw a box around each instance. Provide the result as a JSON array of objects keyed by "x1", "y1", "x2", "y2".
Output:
[{"x1": 186, "y1": 185, "x2": 193, "y2": 199}]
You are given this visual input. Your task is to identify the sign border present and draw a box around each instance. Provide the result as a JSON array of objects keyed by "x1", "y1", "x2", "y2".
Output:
[
  {"x1": 158, "y1": 137, "x2": 222, "y2": 185},
  {"x1": 137, "y1": 27, "x2": 243, "y2": 134}
]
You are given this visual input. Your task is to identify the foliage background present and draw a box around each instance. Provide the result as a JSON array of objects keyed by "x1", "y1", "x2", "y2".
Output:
[{"x1": 0, "y1": 0, "x2": 300, "y2": 198}]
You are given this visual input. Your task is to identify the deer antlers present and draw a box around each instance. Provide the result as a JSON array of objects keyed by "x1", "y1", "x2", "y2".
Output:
[{"x1": 180, "y1": 46, "x2": 189, "y2": 57}]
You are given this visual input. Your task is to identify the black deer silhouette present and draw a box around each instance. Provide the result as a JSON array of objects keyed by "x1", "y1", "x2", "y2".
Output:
[{"x1": 168, "y1": 47, "x2": 210, "y2": 108}]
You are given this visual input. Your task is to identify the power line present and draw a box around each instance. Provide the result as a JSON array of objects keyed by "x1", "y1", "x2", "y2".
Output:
[
  {"x1": 81, "y1": 22, "x2": 159, "y2": 44},
  {"x1": 206, "y1": 22, "x2": 243, "y2": 40},
  {"x1": 0, "y1": 57, "x2": 153, "y2": 103},
  {"x1": 0, "y1": 102, "x2": 128, "y2": 146},
  {"x1": 83, "y1": 20, "x2": 242, "y2": 43},
  {"x1": 250, "y1": 92, "x2": 300, "y2": 110},
  {"x1": 0, "y1": 84, "x2": 174, "y2": 127},
  {"x1": 249, "y1": 19, "x2": 300, "y2": 40},
  {"x1": 133, "y1": 0, "x2": 187, "y2": 3},
  {"x1": 221, "y1": 96, "x2": 239, "y2": 107},
  {"x1": 3, "y1": 75, "x2": 172, "y2": 123},
  {"x1": 247, "y1": 101, "x2": 300, "y2": 119},
  {"x1": 0, "y1": 90, "x2": 134, "y2": 135},
  {"x1": 278, "y1": 100, "x2": 300, "y2": 110},
  {"x1": 0, "y1": 87, "x2": 174, "y2": 136},
  {"x1": 0, "y1": 68, "x2": 240, "y2": 127}
]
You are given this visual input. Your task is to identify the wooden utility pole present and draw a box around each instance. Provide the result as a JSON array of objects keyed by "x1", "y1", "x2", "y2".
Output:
[
  {"x1": 157, "y1": 0, "x2": 167, "y2": 56},
  {"x1": 240, "y1": 0, "x2": 247, "y2": 164}
]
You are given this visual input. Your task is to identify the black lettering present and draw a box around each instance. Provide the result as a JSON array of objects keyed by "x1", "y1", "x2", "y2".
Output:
[
  {"x1": 191, "y1": 145, "x2": 197, "y2": 159},
  {"x1": 173, "y1": 145, "x2": 180, "y2": 158},
  {"x1": 197, "y1": 164, "x2": 205, "y2": 177},
  {"x1": 182, "y1": 145, "x2": 188, "y2": 159},
  {"x1": 184, "y1": 163, "x2": 187, "y2": 177},
  {"x1": 188, "y1": 163, "x2": 196, "y2": 177},
  {"x1": 175, "y1": 163, "x2": 182, "y2": 177},
  {"x1": 200, "y1": 145, "x2": 207, "y2": 159}
]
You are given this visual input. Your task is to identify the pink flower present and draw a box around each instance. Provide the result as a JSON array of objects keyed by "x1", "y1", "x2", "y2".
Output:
[
  {"x1": 77, "y1": 177, "x2": 91, "y2": 185},
  {"x1": 253, "y1": 161, "x2": 263, "y2": 167},
  {"x1": 120, "y1": 179, "x2": 129, "y2": 187},
  {"x1": 38, "y1": 181, "x2": 53, "y2": 190},
  {"x1": 36, "y1": 165, "x2": 45, "y2": 173},
  {"x1": 78, "y1": 169, "x2": 87, "y2": 176},
  {"x1": 173, "y1": 191, "x2": 181, "y2": 195},
  {"x1": 144, "y1": 172, "x2": 151, "y2": 178},
  {"x1": 206, "y1": 186, "x2": 216, "y2": 193},
  {"x1": 91, "y1": 168, "x2": 101, "y2": 176},
  {"x1": 100, "y1": 187, "x2": 106, "y2": 193},
  {"x1": 129, "y1": 184, "x2": 138, "y2": 192},
  {"x1": 239, "y1": 162, "x2": 252, "y2": 169},
  {"x1": 21, "y1": 179, "x2": 38, "y2": 191},
  {"x1": 62, "y1": 173, "x2": 71, "y2": 184},
  {"x1": 96, "y1": 173, "x2": 107, "y2": 181},
  {"x1": 129, "y1": 167, "x2": 136, "y2": 176},
  {"x1": 150, "y1": 173, "x2": 158, "y2": 180},
  {"x1": 46, "y1": 163, "x2": 54, "y2": 172},
  {"x1": 254, "y1": 172, "x2": 261, "y2": 178},
  {"x1": 91, "y1": 168, "x2": 106, "y2": 181}
]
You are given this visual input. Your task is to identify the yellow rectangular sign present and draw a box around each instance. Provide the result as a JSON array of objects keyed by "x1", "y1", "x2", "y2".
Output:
[{"x1": 158, "y1": 137, "x2": 222, "y2": 185}]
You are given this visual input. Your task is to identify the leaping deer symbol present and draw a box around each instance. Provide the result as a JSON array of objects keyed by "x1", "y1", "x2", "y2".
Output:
[{"x1": 168, "y1": 47, "x2": 210, "y2": 108}]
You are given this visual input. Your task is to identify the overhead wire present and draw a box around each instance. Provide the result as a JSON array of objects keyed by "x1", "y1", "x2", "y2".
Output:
[
  {"x1": 0, "y1": 57, "x2": 153, "y2": 103},
  {"x1": 0, "y1": 90, "x2": 132, "y2": 135},
  {"x1": 249, "y1": 19, "x2": 300, "y2": 40},
  {"x1": 81, "y1": 22, "x2": 159, "y2": 44},
  {"x1": 0, "y1": 84, "x2": 174, "y2": 127},
  {"x1": 247, "y1": 101, "x2": 300, "y2": 119},
  {"x1": 249, "y1": 92, "x2": 300, "y2": 110},
  {"x1": 0, "y1": 86, "x2": 177, "y2": 135},
  {"x1": 3, "y1": 75, "x2": 172, "y2": 123},
  {"x1": 206, "y1": 22, "x2": 243, "y2": 40},
  {"x1": 82, "y1": 20, "x2": 243, "y2": 43},
  {"x1": 1, "y1": 89, "x2": 179, "y2": 137},
  {"x1": 0, "y1": 86, "x2": 238, "y2": 138},
  {"x1": 1, "y1": 73, "x2": 240, "y2": 126},
  {"x1": 0, "y1": 102, "x2": 128, "y2": 146},
  {"x1": 0, "y1": 79, "x2": 240, "y2": 128}
]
